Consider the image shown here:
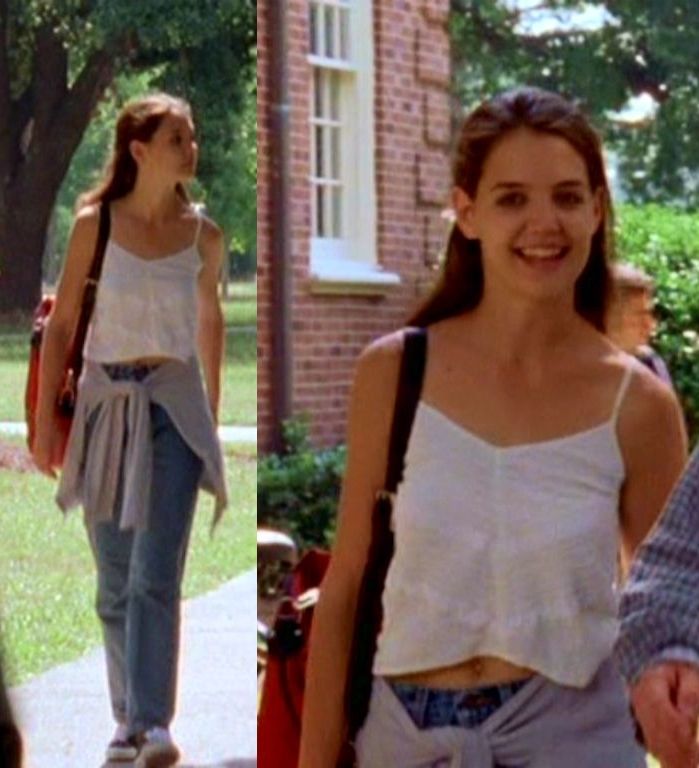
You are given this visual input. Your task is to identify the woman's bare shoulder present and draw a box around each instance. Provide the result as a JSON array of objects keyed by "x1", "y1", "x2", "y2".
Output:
[
  {"x1": 617, "y1": 350, "x2": 686, "y2": 452},
  {"x1": 71, "y1": 204, "x2": 101, "y2": 240},
  {"x1": 352, "y1": 329, "x2": 417, "y2": 408},
  {"x1": 196, "y1": 211, "x2": 223, "y2": 244}
]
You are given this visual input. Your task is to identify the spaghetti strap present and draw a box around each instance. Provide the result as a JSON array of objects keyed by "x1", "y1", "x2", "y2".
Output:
[
  {"x1": 611, "y1": 364, "x2": 634, "y2": 424},
  {"x1": 192, "y1": 206, "x2": 204, "y2": 248}
]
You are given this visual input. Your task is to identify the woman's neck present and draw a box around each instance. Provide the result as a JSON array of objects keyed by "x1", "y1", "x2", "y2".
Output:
[
  {"x1": 469, "y1": 291, "x2": 587, "y2": 364},
  {"x1": 121, "y1": 180, "x2": 184, "y2": 223}
]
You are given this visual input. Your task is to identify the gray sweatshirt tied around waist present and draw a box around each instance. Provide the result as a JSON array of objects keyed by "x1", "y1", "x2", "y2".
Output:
[
  {"x1": 355, "y1": 660, "x2": 645, "y2": 767},
  {"x1": 56, "y1": 357, "x2": 227, "y2": 531}
]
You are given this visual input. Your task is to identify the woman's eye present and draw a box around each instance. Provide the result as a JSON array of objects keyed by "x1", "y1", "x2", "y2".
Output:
[
  {"x1": 554, "y1": 191, "x2": 584, "y2": 207},
  {"x1": 496, "y1": 192, "x2": 526, "y2": 208}
]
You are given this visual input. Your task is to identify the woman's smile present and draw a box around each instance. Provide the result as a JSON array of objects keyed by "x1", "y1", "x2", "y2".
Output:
[{"x1": 512, "y1": 245, "x2": 570, "y2": 267}]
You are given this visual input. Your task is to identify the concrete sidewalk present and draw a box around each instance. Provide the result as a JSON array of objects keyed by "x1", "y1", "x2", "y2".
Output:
[
  {"x1": 9, "y1": 570, "x2": 257, "y2": 768},
  {"x1": 0, "y1": 422, "x2": 257, "y2": 445}
]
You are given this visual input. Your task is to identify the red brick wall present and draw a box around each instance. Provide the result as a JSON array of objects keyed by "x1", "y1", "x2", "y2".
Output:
[{"x1": 258, "y1": 0, "x2": 451, "y2": 451}]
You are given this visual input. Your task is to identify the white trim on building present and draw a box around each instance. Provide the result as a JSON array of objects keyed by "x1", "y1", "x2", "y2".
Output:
[{"x1": 308, "y1": 0, "x2": 399, "y2": 294}]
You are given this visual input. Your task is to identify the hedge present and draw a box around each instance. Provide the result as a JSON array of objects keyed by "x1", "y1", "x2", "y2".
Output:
[{"x1": 615, "y1": 204, "x2": 699, "y2": 441}]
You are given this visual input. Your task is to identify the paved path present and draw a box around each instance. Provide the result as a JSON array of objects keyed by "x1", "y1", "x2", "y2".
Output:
[
  {"x1": 0, "y1": 422, "x2": 257, "y2": 445},
  {"x1": 9, "y1": 570, "x2": 257, "y2": 768}
]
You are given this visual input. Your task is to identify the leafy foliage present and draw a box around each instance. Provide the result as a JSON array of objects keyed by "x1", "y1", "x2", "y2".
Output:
[
  {"x1": 258, "y1": 418, "x2": 347, "y2": 551},
  {"x1": 616, "y1": 204, "x2": 699, "y2": 439},
  {"x1": 0, "y1": 0, "x2": 255, "y2": 310},
  {"x1": 49, "y1": 15, "x2": 257, "y2": 283},
  {"x1": 450, "y1": 1, "x2": 699, "y2": 207}
]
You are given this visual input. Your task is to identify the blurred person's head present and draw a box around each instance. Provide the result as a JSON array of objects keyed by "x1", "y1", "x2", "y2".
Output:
[{"x1": 607, "y1": 263, "x2": 657, "y2": 352}]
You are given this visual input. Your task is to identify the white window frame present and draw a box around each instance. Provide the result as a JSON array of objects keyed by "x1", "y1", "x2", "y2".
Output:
[{"x1": 307, "y1": 0, "x2": 399, "y2": 294}]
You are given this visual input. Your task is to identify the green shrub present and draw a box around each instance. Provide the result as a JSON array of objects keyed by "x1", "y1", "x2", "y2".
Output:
[
  {"x1": 257, "y1": 417, "x2": 346, "y2": 550},
  {"x1": 616, "y1": 204, "x2": 699, "y2": 441}
]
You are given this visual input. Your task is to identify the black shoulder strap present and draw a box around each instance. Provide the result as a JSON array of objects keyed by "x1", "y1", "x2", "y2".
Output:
[
  {"x1": 383, "y1": 327, "x2": 427, "y2": 493},
  {"x1": 68, "y1": 203, "x2": 111, "y2": 374},
  {"x1": 344, "y1": 327, "x2": 428, "y2": 741}
]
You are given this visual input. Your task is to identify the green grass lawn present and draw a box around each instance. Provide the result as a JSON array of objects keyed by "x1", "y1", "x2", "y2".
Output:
[
  {"x1": 0, "y1": 441, "x2": 255, "y2": 685},
  {"x1": 221, "y1": 328, "x2": 256, "y2": 426},
  {"x1": 0, "y1": 283, "x2": 256, "y2": 425},
  {"x1": 222, "y1": 280, "x2": 256, "y2": 328}
]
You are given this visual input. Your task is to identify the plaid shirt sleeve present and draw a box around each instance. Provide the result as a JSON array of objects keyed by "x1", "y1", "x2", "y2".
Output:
[{"x1": 615, "y1": 442, "x2": 699, "y2": 684}]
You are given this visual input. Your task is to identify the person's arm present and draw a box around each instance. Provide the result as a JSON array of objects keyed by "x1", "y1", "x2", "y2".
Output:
[
  {"x1": 615, "y1": 367, "x2": 698, "y2": 768},
  {"x1": 298, "y1": 332, "x2": 404, "y2": 768},
  {"x1": 196, "y1": 219, "x2": 225, "y2": 423},
  {"x1": 32, "y1": 206, "x2": 100, "y2": 478},
  {"x1": 616, "y1": 363, "x2": 688, "y2": 570}
]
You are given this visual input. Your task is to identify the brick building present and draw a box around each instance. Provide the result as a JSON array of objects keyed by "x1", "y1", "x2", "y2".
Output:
[{"x1": 258, "y1": 0, "x2": 452, "y2": 451}]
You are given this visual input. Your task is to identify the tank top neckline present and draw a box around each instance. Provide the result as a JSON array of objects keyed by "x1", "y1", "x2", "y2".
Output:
[
  {"x1": 108, "y1": 238, "x2": 199, "y2": 264},
  {"x1": 417, "y1": 400, "x2": 618, "y2": 454},
  {"x1": 106, "y1": 202, "x2": 203, "y2": 263}
]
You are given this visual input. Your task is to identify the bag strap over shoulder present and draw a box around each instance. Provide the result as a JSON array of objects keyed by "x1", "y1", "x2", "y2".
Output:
[
  {"x1": 383, "y1": 327, "x2": 428, "y2": 494},
  {"x1": 344, "y1": 327, "x2": 427, "y2": 744},
  {"x1": 67, "y1": 203, "x2": 111, "y2": 376}
]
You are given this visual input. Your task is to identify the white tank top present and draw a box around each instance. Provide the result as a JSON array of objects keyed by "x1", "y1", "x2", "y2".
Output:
[
  {"x1": 84, "y1": 211, "x2": 203, "y2": 363},
  {"x1": 373, "y1": 364, "x2": 634, "y2": 688}
]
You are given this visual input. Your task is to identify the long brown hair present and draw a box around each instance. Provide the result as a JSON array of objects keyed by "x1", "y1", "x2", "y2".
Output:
[
  {"x1": 409, "y1": 87, "x2": 615, "y2": 331},
  {"x1": 78, "y1": 93, "x2": 192, "y2": 209}
]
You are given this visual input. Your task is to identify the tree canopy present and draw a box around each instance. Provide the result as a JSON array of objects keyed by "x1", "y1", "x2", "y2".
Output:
[
  {"x1": 451, "y1": 1, "x2": 699, "y2": 207},
  {"x1": 0, "y1": 0, "x2": 254, "y2": 311}
]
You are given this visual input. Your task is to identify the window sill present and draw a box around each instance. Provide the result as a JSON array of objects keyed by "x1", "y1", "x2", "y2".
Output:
[{"x1": 309, "y1": 256, "x2": 401, "y2": 296}]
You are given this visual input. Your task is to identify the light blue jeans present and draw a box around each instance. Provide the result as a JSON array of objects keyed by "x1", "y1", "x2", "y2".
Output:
[{"x1": 85, "y1": 365, "x2": 203, "y2": 733}]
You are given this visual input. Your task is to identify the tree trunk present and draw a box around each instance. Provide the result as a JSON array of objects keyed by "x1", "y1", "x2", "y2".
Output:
[
  {"x1": 0, "y1": 21, "x2": 117, "y2": 314},
  {"x1": 0, "y1": 187, "x2": 54, "y2": 313}
]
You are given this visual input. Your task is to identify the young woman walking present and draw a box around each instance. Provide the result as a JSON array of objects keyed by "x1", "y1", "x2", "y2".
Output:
[
  {"x1": 298, "y1": 87, "x2": 688, "y2": 767},
  {"x1": 32, "y1": 93, "x2": 227, "y2": 767}
]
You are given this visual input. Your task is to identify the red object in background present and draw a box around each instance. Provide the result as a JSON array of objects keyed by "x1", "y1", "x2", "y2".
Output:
[
  {"x1": 24, "y1": 295, "x2": 73, "y2": 464},
  {"x1": 258, "y1": 549, "x2": 350, "y2": 768}
]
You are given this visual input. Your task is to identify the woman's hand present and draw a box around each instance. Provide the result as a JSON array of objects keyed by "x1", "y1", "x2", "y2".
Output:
[{"x1": 31, "y1": 416, "x2": 64, "y2": 478}]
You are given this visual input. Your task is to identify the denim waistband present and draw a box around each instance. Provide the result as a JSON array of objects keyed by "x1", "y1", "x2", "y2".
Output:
[
  {"x1": 101, "y1": 363, "x2": 161, "y2": 383},
  {"x1": 387, "y1": 677, "x2": 530, "y2": 730}
]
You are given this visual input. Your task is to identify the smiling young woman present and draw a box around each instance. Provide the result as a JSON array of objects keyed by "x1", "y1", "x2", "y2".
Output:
[{"x1": 298, "y1": 87, "x2": 688, "y2": 767}]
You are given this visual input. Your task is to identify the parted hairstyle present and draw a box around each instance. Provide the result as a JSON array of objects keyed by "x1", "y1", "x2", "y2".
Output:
[
  {"x1": 78, "y1": 92, "x2": 192, "y2": 209},
  {"x1": 409, "y1": 87, "x2": 615, "y2": 331}
]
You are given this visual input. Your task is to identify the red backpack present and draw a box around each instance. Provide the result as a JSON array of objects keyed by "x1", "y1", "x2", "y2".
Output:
[
  {"x1": 24, "y1": 204, "x2": 110, "y2": 463},
  {"x1": 24, "y1": 295, "x2": 72, "y2": 458},
  {"x1": 257, "y1": 549, "x2": 340, "y2": 767}
]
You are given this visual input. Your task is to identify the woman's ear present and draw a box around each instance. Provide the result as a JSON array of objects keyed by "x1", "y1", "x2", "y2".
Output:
[
  {"x1": 452, "y1": 186, "x2": 478, "y2": 240},
  {"x1": 129, "y1": 139, "x2": 145, "y2": 165}
]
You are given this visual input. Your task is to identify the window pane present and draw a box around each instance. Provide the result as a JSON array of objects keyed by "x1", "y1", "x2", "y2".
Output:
[
  {"x1": 317, "y1": 3, "x2": 326, "y2": 57},
  {"x1": 332, "y1": 187, "x2": 343, "y2": 237},
  {"x1": 339, "y1": 7, "x2": 350, "y2": 61},
  {"x1": 315, "y1": 125, "x2": 324, "y2": 179},
  {"x1": 323, "y1": 183, "x2": 333, "y2": 238},
  {"x1": 329, "y1": 73, "x2": 340, "y2": 120},
  {"x1": 323, "y1": 125, "x2": 332, "y2": 178},
  {"x1": 330, "y1": 127, "x2": 341, "y2": 180},
  {"x1": 324, "y1": 4, "x2": 335, "y2": 58},
  {"x1": 316, "y1": 186, "x2": 325, "y2": 237},
  {"x1": 309, "y1": 4, "x2": 319, "y2": 56},
  {"x1": 313, "y1": 69, "x2": 323, "y2": 119}
]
